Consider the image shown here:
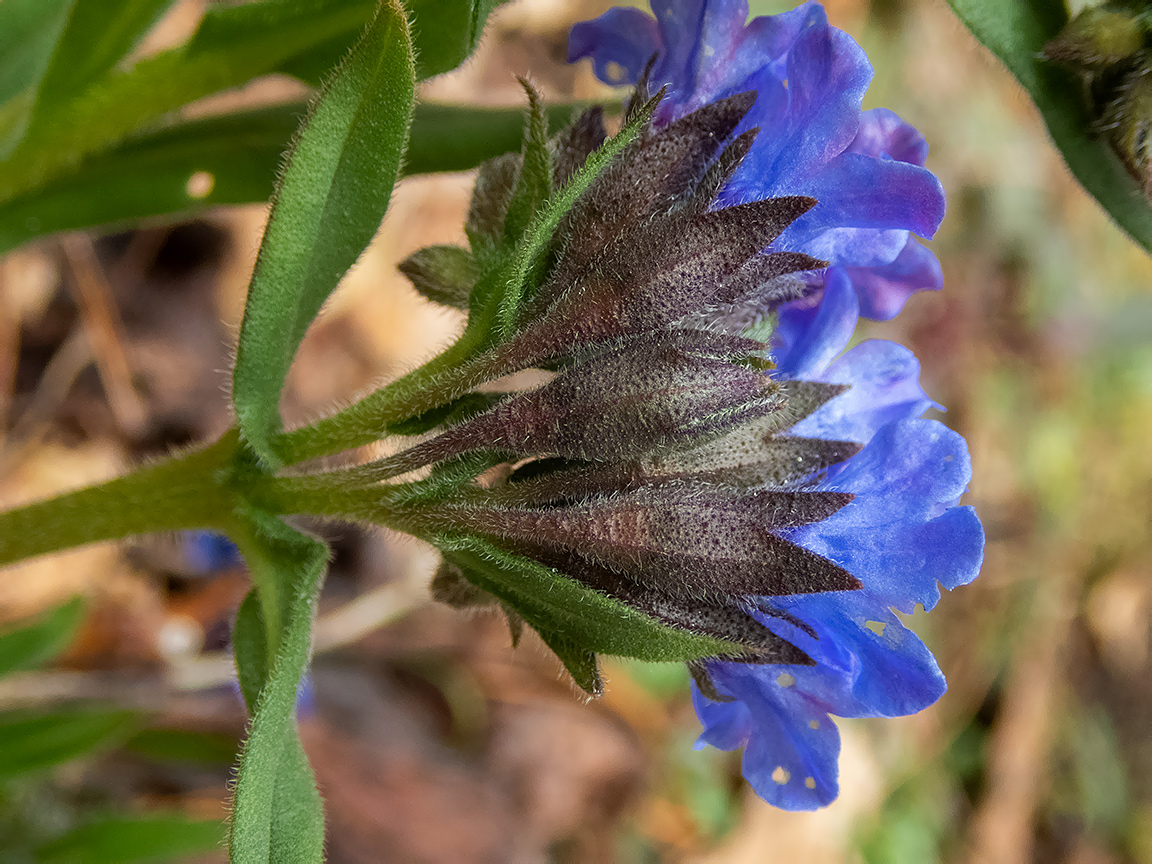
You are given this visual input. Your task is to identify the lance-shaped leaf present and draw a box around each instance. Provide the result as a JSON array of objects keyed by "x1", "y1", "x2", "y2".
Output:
[
  {"x1": 946, "y1": 0, "x2": 1152, "y2": 253},
  {"x1": 274, "y1": 0, "x2": 504, "y2": 85},
  {"x1": 0, "y1": 0, "x2": 72, "y2": 157},
  {"x1": 0, "y1": 101, "x2": 582, "y2": 255},
  {"x1": 502, "y1": 80, "x2": 553, "y2": 247},
  {"x1": 399, "y1": 244, "x2": 479, "y2": 310},
  {"x1": 0, "y1": 709, "x2": 137, "y2": 782},
  {"x1": 228, "y1": 510, "x2": 328, "y2": 864},
  {"x1": 36, "y1": 813, "x2": 224, "y2": 864},
  {"x1": 233, "y1": 0, "x2": 414, "y2": 467},
  {"x1": 0, "y1": 0, "x2": 393, "y2": 205},
  {"x1": 408, "y1": 0, "x2": 503, "y2": 80},
  {"x1": 0, "y1": 597, "x2": 84, "y2": 677},
  {"x1": 31, "y1": 0, "x2": 174, "y2": 114}
]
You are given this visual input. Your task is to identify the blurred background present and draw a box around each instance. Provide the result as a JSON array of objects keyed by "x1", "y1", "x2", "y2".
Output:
[{"x1": 0, "y1": 0, "x2": 1150, "y2": 861}]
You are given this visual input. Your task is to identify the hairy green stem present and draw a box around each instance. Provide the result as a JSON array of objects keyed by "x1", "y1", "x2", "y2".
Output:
[
  {"x1": 0, "y1": 430, "x2": 241, "y2": 569},
  {"x1": 272, "y1": 328, "x2": 524, "y2": 466},
  {"x1": 244, "y1": 470, "x2": 413, "y2": 531}
]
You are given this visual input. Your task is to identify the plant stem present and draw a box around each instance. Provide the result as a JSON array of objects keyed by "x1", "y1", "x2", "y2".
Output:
[
  {"x1": 272, "y1": 333, "x2": 519, "y2": 466},
  {"x1": 0, "y1": 429, "x2": 240, "y2": 568},
  {"x1": 244, "y1": 469, "x2": 413, "y2": 531}
]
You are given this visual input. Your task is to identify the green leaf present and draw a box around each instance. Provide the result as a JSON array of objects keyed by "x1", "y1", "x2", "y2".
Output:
[
  {"x1": 33, "y1": 0, "x2": 175, "y2": 110},
  {"x1": 228, "y1": 510, "x2": 327, "y2": 864},
  {"x1": 233, "y1": 590, "x2": 270, "y2": 714},
  {"x1": 502, "y1": 81, "x2": 554, "y2": 247},
  {"x1": 36, "y1": 813, "x2": 224, "y2": 864},
  {"x1": 408, "y1": 0, "x2": 501, "y2": 80},
  {"x1": 406, "y1": 102, "x2": 582, "y2": 176},
  {"x1": 0, "y1": 101, "x2": 584, "y2": 254},
  {"x1": 268, "y1": 97, "x2": 639, "y2": 465},
  {"x1": 124, "y1": 728, "x2": 241, "y2": 766},
  {"x1": 439, "y1": 535, "x2": 740, "y2": 665},
  {"x1": 278, "y1": 0, "x2": 504, "y2": 84},
  {"x1": 232, "y1": 0, "x2": 415, "y2": 467},
  {"x1": 492, "y1": 89, "x2": 660, "y2": 337},
  {"x1": 946, "y1": 0, "x2": 1152, "y2": 253},
  {"x1": 0, "y1": 0, "x2": 73, "y2": 106},
  {"x1": 0, "y1": 0, "x2": 394, "y2": 206},
  {"x1": 0, "y1": 103, "x2": 300, "y2": 254},
  {"x1": 399, "y1": 244, "x2": 478, "y2": 309},
  {"x1": 0, "y1": 0, "x2": 72, "y2": 157},
  {"x1": 0, "y1": 597, "x2": 84, "y2": 677},
  {"x1": 385, "y1": 392, "x2": 505, "y2": 438},
  {"x1": 534, "y1": 628, "x2": 602, "y2": 695},
  {"x1": 0, "y1": 708, "x2": 136, "y2": 781},
  {"x1": 275, "y1": 0, "x2": 507, "y2": 86}
]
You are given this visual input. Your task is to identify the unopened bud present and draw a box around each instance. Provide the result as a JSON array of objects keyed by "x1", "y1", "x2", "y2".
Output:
[
  {"x1": 373, "y1": 330, "x2": 783, "y2": 477},
  {"x1": 419, "y1": 483, "x2": 859, "y2": 601},
  {"x1": 1044, "y1": 7, "x2": 1147, "y2": 72}
]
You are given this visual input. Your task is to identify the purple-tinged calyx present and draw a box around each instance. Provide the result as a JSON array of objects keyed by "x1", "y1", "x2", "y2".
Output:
[{"x1": 370, "y1": 329, "x2": 784, "y2": 478}]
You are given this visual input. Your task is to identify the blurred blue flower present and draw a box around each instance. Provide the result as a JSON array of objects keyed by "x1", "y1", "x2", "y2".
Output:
[
  {"x1": 570, "y1": 0, "x2": 982, "y2": 810},
  {"x1": 181, "y1": 530, "x2": 241, "y2": 575}
]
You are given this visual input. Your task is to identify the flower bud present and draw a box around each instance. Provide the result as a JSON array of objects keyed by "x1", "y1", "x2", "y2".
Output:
[
  {"x1": 496, "y1": 380, "x2": 857, "y2": 502},
  {"x1": 419, "y1": 483, "x2": 859, "y2": 601},
  {"x1": 1101, "y1": 59, "x2": 1152, "y2": 197},
  {"x1": 549, "y1": 551, "x2": 815, "y2": 665},
  {"x1": 1044, "y1": 7, "x2": 1147, "y2": 72},
  {"x1": 373, "y1": 329, "x2": 783, "y2": 477},
  {"x1": 507, "y1": 195, "x2": 817, "y2": 364}
]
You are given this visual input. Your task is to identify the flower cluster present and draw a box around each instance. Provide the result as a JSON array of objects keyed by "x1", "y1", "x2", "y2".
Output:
[
  {"x1": 386, "y1": 0, "x2": 982, "y2": 814},
  {"x1": 388, "y1": 85, "x2": 871, "y2": 696},
  {"x1": 568, "y1": 0, "x2": 983, "y2": 809}
]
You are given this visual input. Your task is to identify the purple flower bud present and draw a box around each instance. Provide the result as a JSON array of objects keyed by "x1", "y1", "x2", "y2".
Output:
[
  {"x1": 419, "y1": 483, "x2": 858, "y2": 602},
  {"x1": 373, "y1": 329, "x2": 782, "y2": 477},
  {"x1": 506, "y1": 196, "x2": 818, "y2": 366}
]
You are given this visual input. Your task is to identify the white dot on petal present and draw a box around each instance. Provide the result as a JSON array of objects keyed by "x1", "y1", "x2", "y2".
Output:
[
  {"x1": 805, "y1": 777, "x2": 816, "y2": 789},
  {"x1": 776, "y1": 672, "x2": 796, "y2": 687},
  {"x1": 604, "y1": 61, "x2": 627, "y2": 83},
  {"x1": 772, "y1": 766, "x2": 790, "y2": 785},
  {"x1": 809, "y1": 719, "x2": 819, "y2": 730}
]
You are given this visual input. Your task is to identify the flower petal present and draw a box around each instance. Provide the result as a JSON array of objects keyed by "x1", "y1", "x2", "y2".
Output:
[
  {"x1": 695, "y1": 662, "x2": 843, "y2": 809},
  {"x1": 850, "y1": 107, "x2": 929, "y2": 165},
  {"x1": 845, "y1": 236, "x2": 943, "y2": 320},
  {"x1": 773, "y1": 266, "x2": 858, "y2": 379},
  {"x1": 568, "y1": 8, "x2": 661, "y2": 85},
  {"x1": 789, "y1": 339, "x2": 939, "y2": 443},
  {"x1": 780, "y1": 152, "x2": 947, "y2": 251}
]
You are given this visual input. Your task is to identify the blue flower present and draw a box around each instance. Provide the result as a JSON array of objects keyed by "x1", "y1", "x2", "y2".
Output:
[
  {"x1": 181, "y1": 530, "x2": 241, "y2": 574},
  {"x1": 693, "y1": 282, "x2": 983, "y2": 808},
  {"x1": 569, "y1": 0, "x2": 946, "y2": 336},
  {"x1": 570, "y1": 0, "x2": 982, "y2": 810}
]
